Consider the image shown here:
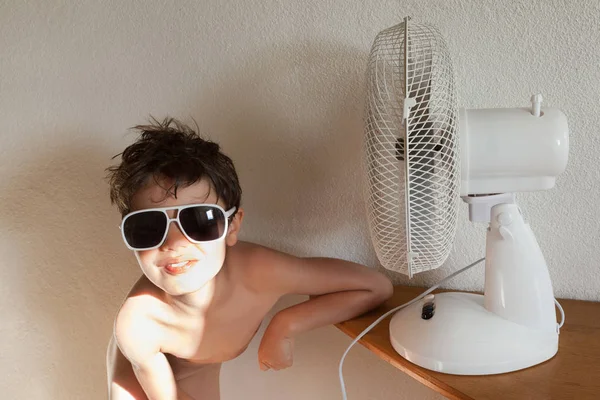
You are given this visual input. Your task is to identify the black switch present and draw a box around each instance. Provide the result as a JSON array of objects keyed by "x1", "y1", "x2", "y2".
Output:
[{"x1": 422, "y1": 301, "x2": 435, "y2": 320}]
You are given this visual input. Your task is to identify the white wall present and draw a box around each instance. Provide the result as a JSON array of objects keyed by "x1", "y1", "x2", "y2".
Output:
[{"x1": 1, "y1": 1, "x2": 598, "y2": 399}]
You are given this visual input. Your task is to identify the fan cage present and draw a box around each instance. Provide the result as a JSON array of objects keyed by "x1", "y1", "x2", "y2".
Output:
[{"x1": 364, "y1": 19, "x2": 460, "y2": 276}]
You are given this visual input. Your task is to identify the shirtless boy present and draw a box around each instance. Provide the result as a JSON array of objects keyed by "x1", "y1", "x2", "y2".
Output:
[{"x1": 105, "y1": 118, "x2": 393, "y2": 399}]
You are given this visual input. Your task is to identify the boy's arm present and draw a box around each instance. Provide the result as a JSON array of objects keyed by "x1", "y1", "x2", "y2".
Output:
[
  {"x1": 260, "y1": 251, "x2": 393, "y2": 332},
  {"x1": 113, "y1": 308, "x2": 193, "y2": 400},
  {"x1": 250, "y1": 246, "x2": 393, "y2": 370}
]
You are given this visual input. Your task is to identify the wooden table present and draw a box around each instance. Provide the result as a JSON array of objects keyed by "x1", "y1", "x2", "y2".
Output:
[{"x1": 336, "y1": 286, "x2": 600, "y2": 400}]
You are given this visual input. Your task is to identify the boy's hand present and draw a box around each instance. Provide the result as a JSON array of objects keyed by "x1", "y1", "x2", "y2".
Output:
[{"x1": 258, "y1": 316, "x2": 294, "y2": 371}]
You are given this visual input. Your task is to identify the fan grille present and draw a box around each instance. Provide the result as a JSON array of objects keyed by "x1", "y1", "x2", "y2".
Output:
[{"x1": 364, "y1": 19, "x2": 459, "y2": 276}]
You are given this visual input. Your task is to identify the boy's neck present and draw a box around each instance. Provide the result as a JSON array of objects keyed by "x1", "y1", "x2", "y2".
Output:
[{"x1": 166, "y1": 262, "x2": 231, "y2": 315}]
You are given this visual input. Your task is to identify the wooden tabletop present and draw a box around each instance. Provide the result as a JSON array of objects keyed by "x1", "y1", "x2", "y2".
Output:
[{"x1": 335, "y1": 286, "x2": 600, "y2": 400}]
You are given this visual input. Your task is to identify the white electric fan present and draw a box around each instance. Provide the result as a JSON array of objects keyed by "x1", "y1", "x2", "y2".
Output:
[{"x1": 364, "y1": 17, "x2": 569, "y2": 375}]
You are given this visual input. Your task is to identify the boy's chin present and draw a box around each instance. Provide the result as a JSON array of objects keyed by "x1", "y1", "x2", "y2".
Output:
[
  {"x1": 163, "y1": 285, "x2": 207, "y2": 297},
  {"x1": 155, "y1": 281, "x2": 202, "y2": 296},
  {"x1": 159, "y1": 270, "x2": 220, "y2": 296}
]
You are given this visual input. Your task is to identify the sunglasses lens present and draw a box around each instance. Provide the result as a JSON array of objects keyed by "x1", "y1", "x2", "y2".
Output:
[
  {"x1": 179, "y1": 205, "x2": 226, "y2": 242},
  {"x1": 123, "y1": 211, "x2": 167, "y2": 249}
]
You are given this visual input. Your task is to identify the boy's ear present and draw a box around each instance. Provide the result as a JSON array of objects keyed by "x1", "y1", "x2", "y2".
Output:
[{"x1": 225, "y1": 208, "x2": 244, "y2": 247}]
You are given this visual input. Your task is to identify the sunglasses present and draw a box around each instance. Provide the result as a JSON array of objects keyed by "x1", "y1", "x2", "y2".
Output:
[{"x1": 120, "y1": 203, "x2": 237, "y2": 251}]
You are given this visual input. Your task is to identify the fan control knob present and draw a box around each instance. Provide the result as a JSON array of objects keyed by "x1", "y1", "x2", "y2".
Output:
[{"x1": 421, "y1": 296, "x2": 436, "y2": 320}]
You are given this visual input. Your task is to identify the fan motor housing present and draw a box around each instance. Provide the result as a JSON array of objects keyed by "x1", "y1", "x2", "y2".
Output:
[{"x1": 459, "y1": 107, "x2": 569, "y2": 196}]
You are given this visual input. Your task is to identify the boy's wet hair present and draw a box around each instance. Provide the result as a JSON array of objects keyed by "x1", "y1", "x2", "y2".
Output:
[{"x1": 106, "y1": 117, "x2": 241, "y2": 217}]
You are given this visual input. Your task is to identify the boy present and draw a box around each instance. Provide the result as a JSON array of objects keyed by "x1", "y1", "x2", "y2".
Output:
[{"x1": 105, "y1": 118, "x2": 393, "y2": 400}]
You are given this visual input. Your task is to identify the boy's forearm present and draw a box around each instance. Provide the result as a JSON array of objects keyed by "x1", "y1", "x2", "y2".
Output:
[{"x1": 272, "y1": 288, "x2": 390, "y2": 337}]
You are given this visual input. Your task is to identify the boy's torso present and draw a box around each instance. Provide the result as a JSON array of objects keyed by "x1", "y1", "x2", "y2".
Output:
[{"x1": 119, "y1": 242, "x2": 280, "y2": 367}]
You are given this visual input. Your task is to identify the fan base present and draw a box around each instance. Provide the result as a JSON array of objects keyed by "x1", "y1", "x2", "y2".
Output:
[{"x1": 389, "y1": 292, "x2": 558, "y2": 375}]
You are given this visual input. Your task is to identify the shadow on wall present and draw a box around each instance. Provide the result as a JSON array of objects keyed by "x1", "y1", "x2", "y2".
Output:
[
  {"x1": 192, "y1": 40, "x2": 380, "y2": 265},
  {"x1": 0, "y1": 137, "x2": 136, "y2": 398}
]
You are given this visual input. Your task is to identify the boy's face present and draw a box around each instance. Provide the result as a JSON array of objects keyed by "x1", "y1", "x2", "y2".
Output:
[{"x1": 128, "y1": 178, "x2": 242, "y2": 296}]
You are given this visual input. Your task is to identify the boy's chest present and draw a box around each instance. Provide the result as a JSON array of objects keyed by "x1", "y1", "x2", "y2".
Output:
[{"x1": 162, "y1": 292, "x2": 277, "y2": 364}]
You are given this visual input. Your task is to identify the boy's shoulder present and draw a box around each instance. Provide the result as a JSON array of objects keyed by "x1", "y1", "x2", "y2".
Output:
[
  {"x1": 228, "y1": 241, "x2": 306, "y2": 295},
  {"x1": 117, "y1": 274, "x2": 169, "y2": 314},
  {"x1": 112, "y1": 276, "x2": 169, "y2": 358},
  {"x1": 228, "y1": 240, "x2": 294, "y2": 272}
]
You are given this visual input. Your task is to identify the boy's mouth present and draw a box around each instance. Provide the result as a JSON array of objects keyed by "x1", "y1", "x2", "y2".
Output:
[{"x1": 163, "y1": 260, "x2": 196, "y2": 275}]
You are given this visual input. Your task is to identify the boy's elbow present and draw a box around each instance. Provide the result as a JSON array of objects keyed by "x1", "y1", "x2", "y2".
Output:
[
  {"x1": 380, "y1": 277, "x2": 395, "y2": 301},
  {"x1": 369, "y1": 272, "x2": 394, "y2": 304}
]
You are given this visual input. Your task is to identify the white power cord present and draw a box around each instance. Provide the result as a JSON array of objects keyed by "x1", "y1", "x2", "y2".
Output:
[
  {"x1": 338, "y1": 257, "x2": 566, "y2": 400},
  {"x1": 555, "y1": 298, "x2": 565, "y2": 330}
]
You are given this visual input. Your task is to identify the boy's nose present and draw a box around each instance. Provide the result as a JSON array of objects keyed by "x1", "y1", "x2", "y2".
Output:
[{"x1": 160, "y1": 221, "x2": 190, "y2": 250}]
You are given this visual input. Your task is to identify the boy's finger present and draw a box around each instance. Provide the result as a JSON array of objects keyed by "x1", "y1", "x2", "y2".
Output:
[{"x1": 260, "y1": 362, "x2": 270, "y2": 371}]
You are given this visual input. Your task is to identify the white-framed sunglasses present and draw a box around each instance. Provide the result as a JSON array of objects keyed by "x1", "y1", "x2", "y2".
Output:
[{"x1": 120, "y1": 203, "x2": 237, "y2": 251}]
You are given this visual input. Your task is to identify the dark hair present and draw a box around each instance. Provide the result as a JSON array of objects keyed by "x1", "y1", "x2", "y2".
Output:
[{"x1": 106, "y1": 117, "x2": 241, "y2": 217}]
